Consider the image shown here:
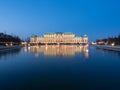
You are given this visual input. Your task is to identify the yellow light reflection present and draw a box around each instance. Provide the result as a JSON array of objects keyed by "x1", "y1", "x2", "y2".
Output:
[{"x1": 29, "y1": 45, "x2": 89, "y2": 58}]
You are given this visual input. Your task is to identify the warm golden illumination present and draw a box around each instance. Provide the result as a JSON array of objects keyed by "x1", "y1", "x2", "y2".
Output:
[
  {"x1": 85, "y1": 49, "x2": 89, "y2": 53},
  {"x1": 30, "y1": 32, "x2": 88, "y2": 45},
  {"x1": 21, "y1": 42, "x2": 27, "y2": 45},
  {"x1": 5, "y1": 43, "x2": 8, "y2": 46},
  {"x1": 111, "y1": 43, "x2": 115, "y2": 46},
  {"x1": 29, "y1": 45, "x2": 89, "y2": 58},
  {"x1": 10, "y1": 42, "x2": 13, "y2": 46}
]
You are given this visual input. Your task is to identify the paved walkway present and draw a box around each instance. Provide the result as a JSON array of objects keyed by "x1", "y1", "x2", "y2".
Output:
[
  {"x1": 0, "y1": 46, "x2": 22, "y2": 51},
  {"x1": 95, "y1": 45, "x2": 120, "y2": 51}
]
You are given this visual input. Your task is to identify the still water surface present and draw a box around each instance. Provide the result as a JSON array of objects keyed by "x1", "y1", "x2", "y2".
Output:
[{"x1": 0, "y1": 45, "x2": 120, "y2": 90}]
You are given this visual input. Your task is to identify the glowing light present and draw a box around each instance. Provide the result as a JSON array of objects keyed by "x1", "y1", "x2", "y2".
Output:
[
  {"x1": 10, "y1": 42, "x2": 13, "y2": 46},
  {"x1": 91, "y1": 42, "x2": 96, "y2": 45},
  {"x1": 86, "y1": 49, "x2": 89, "y2": 53},
  {"x1": 29, "y1": 45, "x2": 89, "y2": 57},
  {"x1": 6, "y1": 43, "x2": 8, "y2": 46},
  {"x1": 45, "y1": 46, "x2": 48, "y2": 50},
  {"x1": 28, "y1": 47, "x2": 30, "y2": 50},
  {"x1": 111, "y1": 43, "x2": 115, "y2": 46}
]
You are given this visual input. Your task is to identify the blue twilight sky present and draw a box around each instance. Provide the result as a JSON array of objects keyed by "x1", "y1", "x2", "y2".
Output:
[{"x1": 0, "y1": 0, "x2": 120, "y2": 41}]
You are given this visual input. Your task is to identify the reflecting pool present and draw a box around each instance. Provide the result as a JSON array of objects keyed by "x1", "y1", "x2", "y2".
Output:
[{"x1": 0, "y1": 45, "x2": 120, "y2": 90}]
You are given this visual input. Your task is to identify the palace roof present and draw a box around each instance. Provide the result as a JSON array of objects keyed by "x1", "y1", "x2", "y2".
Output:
[{"x1": 63, "y1": 32, "x2": 74, "y2": 35}]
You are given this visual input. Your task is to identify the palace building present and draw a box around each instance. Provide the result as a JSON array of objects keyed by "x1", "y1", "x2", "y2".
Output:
[{"x1": 30, "y1": 32, "x2": 88, "y2": 45}]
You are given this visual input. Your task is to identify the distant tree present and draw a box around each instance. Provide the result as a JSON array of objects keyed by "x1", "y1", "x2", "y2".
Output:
[
  {"x1": 96, "y1": 33, "x2": 120, "y2": 46},
  {"x1": 0, "y1": 32, "x2": 22, "y2": 46}
]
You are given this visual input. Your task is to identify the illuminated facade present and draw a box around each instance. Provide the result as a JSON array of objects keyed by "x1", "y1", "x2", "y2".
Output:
[{"x1": 30, "y1": 32, "x2": 88, "y2": 45}]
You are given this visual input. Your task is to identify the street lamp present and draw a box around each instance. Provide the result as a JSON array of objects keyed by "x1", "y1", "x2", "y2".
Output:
[{"x1": 111, "y1": 42, "x2": 115, "y2": 46}]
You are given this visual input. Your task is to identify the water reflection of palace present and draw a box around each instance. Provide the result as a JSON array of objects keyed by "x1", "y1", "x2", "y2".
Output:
[{"x1": 29, "y1": 45, "x2": 89, "y2": 58}]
